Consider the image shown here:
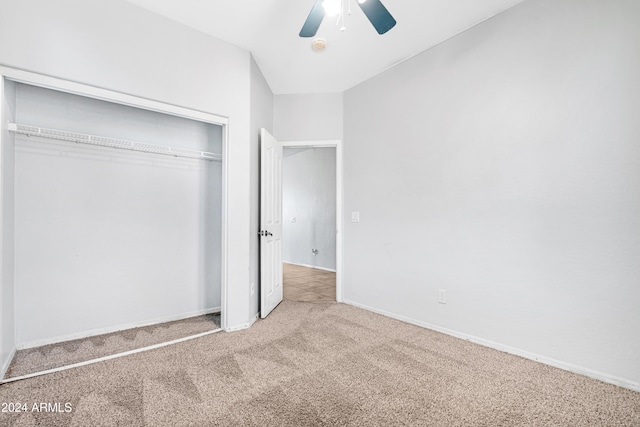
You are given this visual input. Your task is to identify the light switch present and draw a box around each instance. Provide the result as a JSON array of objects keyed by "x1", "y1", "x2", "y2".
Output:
[
  {"x1": 291, "y1": 217, "x2": 296, "y2": 223},
  {"x1": 351, "y1": 212, "x2": 360, "y2": 223}
]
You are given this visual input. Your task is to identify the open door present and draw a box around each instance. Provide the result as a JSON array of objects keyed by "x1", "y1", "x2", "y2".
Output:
[{"x1": 259, "y1": 129, "x2": 283, "y2": 318}]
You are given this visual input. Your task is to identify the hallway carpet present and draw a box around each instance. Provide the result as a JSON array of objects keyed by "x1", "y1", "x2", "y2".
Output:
[{"x1": 0, "y1": 301, "x2": 638, "y2": 426}]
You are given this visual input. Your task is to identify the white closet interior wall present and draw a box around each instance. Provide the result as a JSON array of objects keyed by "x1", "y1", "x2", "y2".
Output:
[{"x1": 13, "y1": 83, "x2": 222, "y2": 348}]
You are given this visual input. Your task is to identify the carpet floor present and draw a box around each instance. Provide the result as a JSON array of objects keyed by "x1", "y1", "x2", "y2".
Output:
[
  {"x1": 4, "y1": 313, "x2": 220, "y2": 380},
  {"x1": 0, "y1": 301, "x2": 638, "y2": 426}
]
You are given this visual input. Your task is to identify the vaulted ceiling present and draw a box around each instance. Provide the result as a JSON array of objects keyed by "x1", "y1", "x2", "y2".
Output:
[{"x1": 124, "y1": 0, "x2": 526, "y2": 94}]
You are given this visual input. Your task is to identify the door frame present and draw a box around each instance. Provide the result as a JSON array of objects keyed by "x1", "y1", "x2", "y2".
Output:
[
  {"x1": 281, "y1": 139, "x2": 343, "y2": 302},
  {"x1": 0, "y1": 66, "x2": 231, "y2": 342}
]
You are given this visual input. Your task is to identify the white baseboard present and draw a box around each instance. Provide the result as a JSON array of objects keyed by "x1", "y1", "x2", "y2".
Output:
[
  {"x1": 16, "y1": 307, "x2": 221, "y2": 350},
  {"x1": 342, "y1": 299, "x2": 640, "y2": 393},
  {"x1": 225, "y1": 312, "x2": 259, "y2": 332},
  {"x1": 1, "y1": 347, "x2": 16, "y2": 379},
  {"x1": 283, "y1": 261, "x2": 336, "y2": 273}
]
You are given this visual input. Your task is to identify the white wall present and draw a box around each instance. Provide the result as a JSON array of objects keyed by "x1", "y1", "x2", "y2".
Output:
[
  {"x1": 13, "y1": 84, "x2": 222, "y2": 346},
  {"x1": 0, "y1": 0, "x2": 255, "y2": 330},
  {"x1": 343, "y1": 0, "x2": 640, "y2": 389},
  {"x1": 283, "y1": 148, "x2": 336, "y2": 270},
  {"x1": 249, "y1": 56, "x2": 274, "y2": 317},
  {"x1": 0, "y1": 78, "x2": 16, "y2": 374},
  {"x1": 273, "y1": 93, "x2": 343, "y2": 141}
]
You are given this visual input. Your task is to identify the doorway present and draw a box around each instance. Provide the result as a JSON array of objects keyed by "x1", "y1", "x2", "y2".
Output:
[
  {"x1": 280, "y1": 140, "x2": 342, "y2": 304},
  {"x1": 282, "y1": 147, "x2": 337, "y2": 302}
]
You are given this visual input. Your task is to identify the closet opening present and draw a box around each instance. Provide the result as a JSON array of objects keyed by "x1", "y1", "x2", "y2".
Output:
[{"x1": 1, "y1": 77, "x2": 227, "y2": 381}]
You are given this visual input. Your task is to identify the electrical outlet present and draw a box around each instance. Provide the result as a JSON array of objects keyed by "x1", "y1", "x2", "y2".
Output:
[
  {"x1": 438, "y1": 289, "x2": 446, "y2": 304},
  {"x1": 251, "y1": 282, "x2": 255, "y2": 296},
  {"x1": 351, "y1": 211, "x2": 360, "y2": 222}
]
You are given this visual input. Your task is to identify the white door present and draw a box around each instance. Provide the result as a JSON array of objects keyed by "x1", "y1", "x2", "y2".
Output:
[{"x1": 260, "y1": 129, "x2": 283, "y2": 318}]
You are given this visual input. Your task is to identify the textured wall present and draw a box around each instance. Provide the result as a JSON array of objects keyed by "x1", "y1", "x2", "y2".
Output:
[
  {"x1": 283, "y1": 148, "x2": 336, "y2": 270},
  {"x1": 274, "y1": 93, "x2": 343, "y2": 142},
  {"x1": 343, "y1": 0, "x2": 640, "y2": 388}
]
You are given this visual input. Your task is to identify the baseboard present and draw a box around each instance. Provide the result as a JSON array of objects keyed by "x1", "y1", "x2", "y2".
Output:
[
  {"x1": 283, "y1": 261, "x2": 336, "y2": 273},
  {"x1": 1, "y1": 347, "x2": 16, "y2": 379},
  {"x1": 225, "y1": 312, "x2": 259, "y2": 332},
  {"x1": 342, "y1": 299, "x2": 640, "y2": 393},
  {"x1": 16, "y1": 307, "x2": 221, "y2": 350}
]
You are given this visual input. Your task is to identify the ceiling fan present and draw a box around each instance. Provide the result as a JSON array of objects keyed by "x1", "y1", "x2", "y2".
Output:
[{"x1": 299, "y1": 0, "x2": 396, "y2": 37}]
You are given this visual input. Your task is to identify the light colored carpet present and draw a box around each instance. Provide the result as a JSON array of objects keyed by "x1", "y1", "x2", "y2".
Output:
[
  {"x1": 0, "y1": 301, "x2": 638, "y2": 426},
  {"x1": 4, "y1": 313, "x2": 220, "y2": 379}
]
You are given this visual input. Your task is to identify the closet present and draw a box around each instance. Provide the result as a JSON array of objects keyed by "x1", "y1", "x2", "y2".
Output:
[{"x1": 7, "y1": 82, "x2": 223, "y2": 349}]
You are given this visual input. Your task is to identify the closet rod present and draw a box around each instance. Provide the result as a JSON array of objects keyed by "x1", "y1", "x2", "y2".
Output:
[{"x1": 8, "y1": 123, "x2": 222, "y2": 162}]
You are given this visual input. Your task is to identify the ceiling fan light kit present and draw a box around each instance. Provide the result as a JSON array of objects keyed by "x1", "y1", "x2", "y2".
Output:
[
  {"x1": 300, "y1": 0, "x2": 396, "y2": 38},
  {"x1": 322, "y1": 0, "x2": 342, "y2": 17}
]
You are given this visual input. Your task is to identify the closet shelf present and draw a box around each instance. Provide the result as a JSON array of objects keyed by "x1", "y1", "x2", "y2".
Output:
[{"x1": 8, "y1": 123, "x2": 222, "y2": 162}]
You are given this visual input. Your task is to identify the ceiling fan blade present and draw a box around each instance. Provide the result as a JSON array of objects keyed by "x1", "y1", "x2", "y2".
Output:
[
  {"x1": 299, "y1": 0, "x2": 325, "y2": 38},
  {"x1": 358, "y1": 0, "x2": 396, "y2": 35}
]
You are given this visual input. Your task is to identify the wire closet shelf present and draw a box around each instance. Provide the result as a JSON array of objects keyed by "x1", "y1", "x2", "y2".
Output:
[{"x1": 8, "y1": 123, "x2": 222, "y2": 161}]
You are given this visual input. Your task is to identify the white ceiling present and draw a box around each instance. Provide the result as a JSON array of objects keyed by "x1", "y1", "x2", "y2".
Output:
[{"x1": 124, "y1": 0, "x2": 525, "y2": 94}]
